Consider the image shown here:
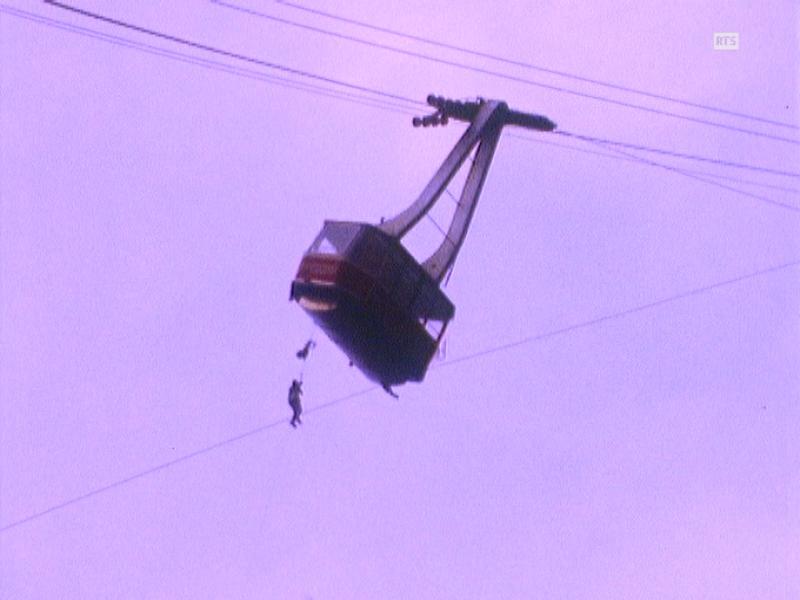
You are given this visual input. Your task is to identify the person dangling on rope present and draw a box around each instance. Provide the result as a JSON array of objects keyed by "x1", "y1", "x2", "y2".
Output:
[
  {"x1": 288, "y1": 379, "x2": 303, "y2": 428},
  {"x1": 296, "y1": 339, "x2": 316, "y2": 360}
]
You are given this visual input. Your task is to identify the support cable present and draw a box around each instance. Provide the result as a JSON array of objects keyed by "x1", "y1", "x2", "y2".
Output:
[
  {"x1": 2, "y1": 259, "x2": 797, "y2": 534},
  {"x1": 213, "y1": 0, "x2": 800, "y2": 144},
  {"x1": 555, "y1": 131, "x2": 800, "y2": 178},
  {"x1": 266, "y1": 0, "x2": 797, "y2": 130},
  {"x1": 0, "y1": 5, "x2": 419, "y2": 115},
  {"x1": 42, "y1": 0, "x2": 423, "y2": 107}
]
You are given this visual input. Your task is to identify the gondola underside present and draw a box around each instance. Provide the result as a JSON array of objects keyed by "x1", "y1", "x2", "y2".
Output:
[{"x1": 291, "y1": 269, "x2": 438, "y2": 387}]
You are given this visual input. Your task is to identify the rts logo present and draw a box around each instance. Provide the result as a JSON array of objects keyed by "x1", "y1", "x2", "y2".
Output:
[{"x1": 714, "y1": 32, "x2": 740, "y2": 50}]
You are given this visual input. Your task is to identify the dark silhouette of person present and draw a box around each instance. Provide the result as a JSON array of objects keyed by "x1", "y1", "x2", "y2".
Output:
[
  {"x1": 288, "y1": 379, "x2": 303, "y2": 428},
  {"x1": 296, "y1": 340, "x2": 315, "y2": 360}
]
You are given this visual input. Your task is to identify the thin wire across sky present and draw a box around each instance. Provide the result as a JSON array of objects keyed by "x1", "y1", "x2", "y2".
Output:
[
  {"x1": 2, "y1": 0, "x2": 798, "y2": 536},
  {"x1": 262, "y1": 0, "x2": 798, "y2": 131},
  {"x1": 5, "y1": 4, "x2": 798, "y2": 186},
  {"x1": 211, "y1": 0, "x2": 800, "y2": 145},
  {"x1": 12, "y1": 0, "x2": 799, "y2": 208},
  {"x1": 3, "y1": 259, "x2": 798, "y2": 534}
]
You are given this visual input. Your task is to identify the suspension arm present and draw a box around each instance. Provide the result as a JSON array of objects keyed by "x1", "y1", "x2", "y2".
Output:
[
  {"x1": 422, "y1": 123, "x2": 502, "y2": 282},
  {"x1": 380, "y1": 94, "x2": 556, "y2": 283},
  {"x1": 378, "y1": 100, "x2": 508, "y2": 239}
]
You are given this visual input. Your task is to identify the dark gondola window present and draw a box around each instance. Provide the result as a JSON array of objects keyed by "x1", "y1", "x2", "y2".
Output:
[
  {"x1": 422, "y1": 319, "x2": 445, "y2": 339},
  {"x1": 308, "y1": 222, "x2": 362, "y2": 255}
]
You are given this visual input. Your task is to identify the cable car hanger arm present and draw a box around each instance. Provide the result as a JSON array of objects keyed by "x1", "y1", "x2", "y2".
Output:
[
  {"x1": 378, "y1": 100, "x2": 507, "y2": 240},
  {"x1": 379, "y1": 95, "x2": 556, "y2": 282},
  {"x1": 290, "y1": 94, "x2": 555, "y2": 388},
  {"x1": 422, "y1": 123, "x2": 502, "y2": 281}
]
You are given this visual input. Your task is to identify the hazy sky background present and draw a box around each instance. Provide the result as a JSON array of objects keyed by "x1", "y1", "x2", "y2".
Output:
[{"x1": 1, "y1": 1, "x2": 799, "y2": 598}]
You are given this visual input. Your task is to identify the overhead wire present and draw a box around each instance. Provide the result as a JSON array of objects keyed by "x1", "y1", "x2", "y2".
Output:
[
  {"x1": 21, "y1": 5, "x2": 494, "y2": 278},
  {"x1": 510, "y1": 132, "x2": 800, "y2": 214},
  {"x1": 0, "y1": 0, "x2": 796, "y2": 535},
  {"x1": 554, "y1": 130, "x2": 800, "y2": 178},
  {"x1": 203, "y1": 0, "x2": 800, "y2": 203},
  {"x1": 433, "y1": 258, "x2": 800, "y2": 368},
  {"x1": 267, "y1": 0, "x2": 797, "y2": 131},
  {"x1": 0, "y1": 5, "x2": 420, "y2": 116},
  {"x1": 585, "y1": 140, "x2": 800, "y2": 214},
  {"x1": 0, "y1": 41, "x2": 794, "y2": 543},
  {"x1": 0, "y1": 385, "x2": 377, "y2": 534},
  {"x1": 18, "y1": 4, "x2": 799, "y2": 190},
  {"x1": 6, "y1": 5, "x2": 797, "y2": 258},
  {"x1": 212, "y1": 0, "x2": 800, "y2": 145},
  {"x1": 41, "y1": 0, "x2": 424, "y2": 108},
  {"x1": 2, "y1": 258, "x2": 798, "y2": 534},
  {"x1": 639, "y1": 167, "x2": 798, "y2": 195},
  {"x1": 509, "y1": 134, "x2": 800, "y2": 195}
]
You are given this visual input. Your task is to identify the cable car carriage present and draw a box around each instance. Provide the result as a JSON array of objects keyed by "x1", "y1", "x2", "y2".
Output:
[
  {"x1": 290, "y1": 95, "x2": 555, "y2": 395},
  {"x1": 291, "y1": 221, "x2": 453, "y2": 388}
]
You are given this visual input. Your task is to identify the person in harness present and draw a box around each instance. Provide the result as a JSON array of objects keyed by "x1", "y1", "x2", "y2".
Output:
[
  {"x1": 296, "y1": 340, "x2": 316, "y2": 360},
  {"x1": 288, "y1": 379, "x2": 303, "y2": 428}
]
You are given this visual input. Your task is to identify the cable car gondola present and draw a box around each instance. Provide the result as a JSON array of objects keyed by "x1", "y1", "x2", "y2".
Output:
[{"x1": 290, "y1": 95, "x2": 555, "y2": 394}]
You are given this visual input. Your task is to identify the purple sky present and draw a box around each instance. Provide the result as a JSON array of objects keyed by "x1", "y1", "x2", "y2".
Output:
[{"x1": 2, "y1": 1, "x2": 799, "y2": 598}]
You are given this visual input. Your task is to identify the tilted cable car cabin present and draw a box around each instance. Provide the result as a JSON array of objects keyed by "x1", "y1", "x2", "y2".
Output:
[
  {"x1": 291, "y1": 222, "x2": 454, "y2": 386},
  {"x1": 291, "y1": 95, "x2": 556, "y2": 394}
]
